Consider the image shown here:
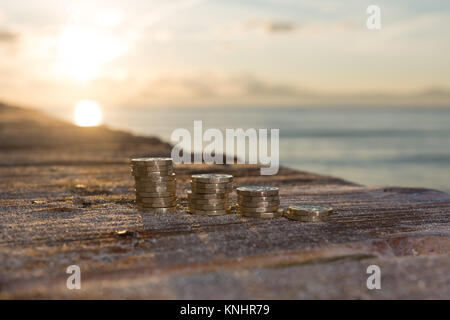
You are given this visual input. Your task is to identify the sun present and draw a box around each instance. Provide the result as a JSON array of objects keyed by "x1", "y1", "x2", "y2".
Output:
[{"x1": 74, "y1": 100, "x2": 103, "y2": 127}]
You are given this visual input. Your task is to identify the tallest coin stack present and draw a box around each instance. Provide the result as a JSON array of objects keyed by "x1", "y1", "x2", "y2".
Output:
[{"x1": 131, "y1": 158, "x2": 177, "y2": 213}]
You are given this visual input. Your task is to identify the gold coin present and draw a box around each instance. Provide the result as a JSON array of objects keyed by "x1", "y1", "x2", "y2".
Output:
[
  {"x1": 191, "y1": 183, "x2": 232, "y2": 189},
  {"x1": 136, "y1": 178, "x2": 177, "y2": 184},
  {"x1": 136, "y1": 194, "x2": 176, "y2": 200},
  {"x1": 191, "y1": 187, "x2": 232, "y2": 194},
  {"x1": 137, "y1": 191, "x2": 177, "y2": 197},
  {"x1": 237, "y1": 205, "x2": 278, "y2": 213},
  {"x1": 136, "y1": 196, "x2": 176, "y2": 203},
  {"x1": 191, "y1": 182, "x2": 232, "y2": 189},
  {"x1": 238, "y1": 195, "x2": 279, "y2": 203},
  {"x1": 136, "y1": 201, "x2": 177, "y2": 208},
  {"x1": 135, "y1": 180, "x2": 176, "y2": 187},
  {"x1": 131, "y1": 157, "x2": 173, "y2": 165},
  {"x1": 131, "y1": 160, "x2": 172, "y2": 166},
  {"x1": 135, "y1": 185, "x2": 176, "y2": 192},
  {"x1": 190, "y1": 187, "x2": 232, "y2": 194},
  {"x1": 239, "y1": 210, "x2": 282, "y2": 219},
  {"x1": 131, "y1": 160, "x2": 172, "y2": 167},
  {"x1": 284, "y1": 212, "x2": 330, "y2": 222},
  {"x1": 136, "y1": 188, "x2": 176, "y2": 195},
  {"x1": 238, "y1": 200, "x2": 280, "y2": 207},
  {"x1": 188, "y1": 208, "x2": 229, "y2": 216},
  {"x1": 135, "y1": 184, "x2": 176, "y2": 192},
  {"x1": 236, "y1": 186, "x2": 279, "y2": 197},
  {"x1": 287, "y1": 205, "x2": 333, "y2": 215},
  {"x1": 132, "y1": 168, "x2": 174, "y2": 175},
  {"x1": 191, "y1": 174, "x2": 233, "y2": 183},
  {"x1": 189, "y1": 202, "x2": 229, "y2": 210},
  {"x1": 137, "y1": 197, "x2": 176, "y2": 205},
  {"x1": 132, "y1": 169, "x2": 174, "y2": 177},
  {"x1": 135, "y1": 191, "x2": 176, "y2": 198},
  {"x1": 187, "y1": 197, "x2": 229, "y2": 205},
  {"x1": 132, "y1": 164, "x2": 172, "y2": 171},
  {"x1": 134, "y1": 173, "x2": 176, "y2": 182},
  {"x1": 137, "y1": 201, "x2": 177, "y2": 207},
  {"x1": 186, "y1": 190, "x2": 228, "y2": 199},
  {"x1": 134, "y1": 173, "x2": 176, "y2": 179},
  {"x1": 190, "y1": 181, "x2": 233, "y2": 188},
  {"x1": 284, "y1": 205, "x2": 332, "y2": 222},
  {"x1": 131, "y1": 163, "x2": 173, "y2": 170},
  {"x1": 135, "y1": 184, "x2": 176, "y2": 191}
]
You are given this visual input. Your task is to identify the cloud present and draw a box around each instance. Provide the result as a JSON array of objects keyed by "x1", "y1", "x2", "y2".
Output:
[
  {"x1": 242, "y1": 19, "x2": 360, "y2": 38},
  {"x1": 136, "y1": 0, "x2": 206, "y2": 28},
  {"x1": 414, "y1": 87, "x2": 450, "y2": 98},
  {"x1": 234, "y1": 74, "x2": 309, "y2": 96},
  {"x1": 140, "y1": 73, "x2": 308, "y2": 98},
  {"x1": 245, "y1": 20, "x2": 296, "y2": 34},
  {"x1": 140, "y1": 75, "x2": 217, "y2": 100},
  {"x1": 134, "y1": 72, "x2": 450, "y2": 107},
  {"x1": 135, "y1": 73, "x2": 307, "y2": 106},
  {"x1": 261, "y1": 21, "x2": 296, "y2": 33},
  {"x1": 0, "y1": 30, "x2": 19, "y2": 43}
]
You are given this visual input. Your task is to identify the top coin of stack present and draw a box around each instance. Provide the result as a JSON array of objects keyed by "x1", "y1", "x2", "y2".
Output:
[
  {"x1": 236, "y1": 186, "x2": 281, "y2": 218},
  {"x1": 131, "y1": 158, "x2": 177, "y2": 213},
  {"x1": 188, "y1": 174, "x2": 233, "y2": 216},
  {"x1": 283, "y1": 205, "x2": 332, "y2": 222}
]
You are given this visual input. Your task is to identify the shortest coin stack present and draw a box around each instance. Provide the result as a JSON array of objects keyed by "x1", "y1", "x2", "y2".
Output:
[
  {"x1": 284, "y1": 205, "x2": 332, "y2": 222},
  {"x1": 131, "y1": 157, "x2": 177, "y2": 213},
  {"x1": 236, "y1": 186, "x2": 281, "y2": 218},
  {"x1": 188, "y1": 174, "x2": 233, "y2": 216}
]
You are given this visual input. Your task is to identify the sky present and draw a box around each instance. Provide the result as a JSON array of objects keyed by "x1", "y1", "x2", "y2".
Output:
[{"x1": 0, "y1": 0, "x2": 449, "y2": 110}]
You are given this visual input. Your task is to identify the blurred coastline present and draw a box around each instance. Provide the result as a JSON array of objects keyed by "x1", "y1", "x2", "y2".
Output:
[{"x1": 43, "y1": 105, "x2": 450, "y2": 193}]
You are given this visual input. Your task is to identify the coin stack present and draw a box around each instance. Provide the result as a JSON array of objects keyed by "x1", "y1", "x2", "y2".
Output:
[
  {"x1": 131, "y1": 157, "x2": 177, "y2": 213},
  {"x1": 283, "y1": 205, "x2": 332, "y2": 222},
  {"x1": 188, "y1": 174, "x2": 233, "y2": 216},
  {"x1": 236, "y1": 186, "x2": 281, "y2": 218}
]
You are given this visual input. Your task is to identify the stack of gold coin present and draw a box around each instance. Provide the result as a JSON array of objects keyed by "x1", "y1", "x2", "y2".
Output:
[
  {"x1": 188, "y1": 174, "x2": 233, "y2": 216},
  {"x1": 131, "y1": 158, "x2": 177, "y2": 213},
  {"x1": 284, "y1": 205, "x2": 332, "y2": 222},
  {"x1": 236, "y1": 186, "x2": 281, "y2": 218}
]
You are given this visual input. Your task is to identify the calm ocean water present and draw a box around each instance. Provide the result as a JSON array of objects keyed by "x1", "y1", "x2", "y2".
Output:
[{"x1": 52, "y1": 106, "x2": 450, "y2": 192}]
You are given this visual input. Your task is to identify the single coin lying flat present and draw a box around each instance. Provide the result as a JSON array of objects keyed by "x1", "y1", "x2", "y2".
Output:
[{"x1": 284, "y1": 205, "x2": 333, "y2": 222}]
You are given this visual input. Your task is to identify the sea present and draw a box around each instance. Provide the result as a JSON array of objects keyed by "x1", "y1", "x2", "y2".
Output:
[{"x1": 49, "y1": 106, "x2": 450, "y2": 193}]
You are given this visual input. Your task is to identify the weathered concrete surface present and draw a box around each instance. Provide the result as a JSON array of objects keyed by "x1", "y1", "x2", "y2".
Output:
[{"x1": 0, "y1": 104, "x2": 449, "y2": 299}]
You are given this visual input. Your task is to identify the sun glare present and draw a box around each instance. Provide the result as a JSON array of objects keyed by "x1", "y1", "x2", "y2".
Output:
[
  {"x1": 74, "y1": 100, "x2": 103, "y2": 127},
  {"x1": 57, "y1": 25, "x2": 127, "y2": 81}
]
